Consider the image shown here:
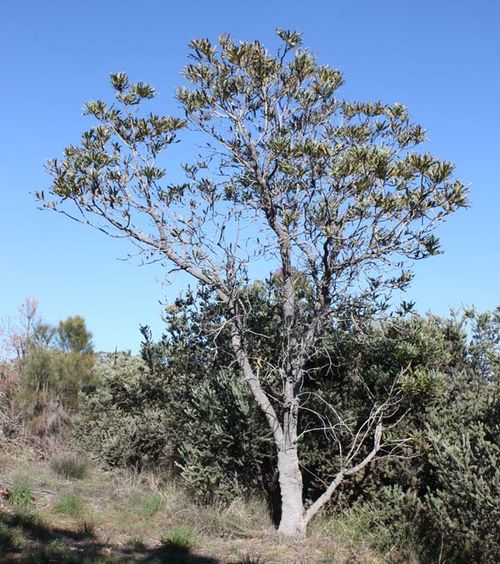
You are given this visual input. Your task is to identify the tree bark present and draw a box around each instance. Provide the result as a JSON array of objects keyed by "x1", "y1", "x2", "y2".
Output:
[{"x1": 277, "y1": 447, "x2": 306, "y2": 538}]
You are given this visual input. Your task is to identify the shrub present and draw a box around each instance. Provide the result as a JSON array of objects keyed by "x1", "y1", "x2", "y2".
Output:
[
  {"x1": 422, "y1": 383, "x2": 500, "y2": 563},
  {"x1": 74, "y1": 353, "x2": 173, "y2": 469},
  {"x1": 76, "y1": 299, "x2": 499, "y2": 562},
  {"x1": 176, "y1": 368, "x2": 274, "y2": 504},
  {"x1": 333, "y1": 486, "x2": 422, "y2": 562},
  {"x1": 51, "y1": 453, "x2": 88, "y2": 479}
]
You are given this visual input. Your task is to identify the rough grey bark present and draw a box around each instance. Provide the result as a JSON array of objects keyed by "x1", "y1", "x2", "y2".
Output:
[{"x1": 277, "y1": 447, "x2": 305, "y2": 537}]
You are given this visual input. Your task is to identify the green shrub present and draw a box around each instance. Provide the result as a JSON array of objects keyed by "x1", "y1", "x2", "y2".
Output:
[
  {"x1": 74, "y1": 353, "x2": 173, "y2": 469},
  {"x1": 50, "y1": 453, "x2": 88, "y2": 480},
  {"x1": 334, "y1": 486, "x2": 422, "y2": 562},
  {"x1": 19, "y1": 320, "x2": 96, "y2": 416},
  {"x1": 176, "y1": 368, "x2": 273, "y2": 504},
  {"x1": 423, "y1": 397, "x2": 500, "y2": 562}
]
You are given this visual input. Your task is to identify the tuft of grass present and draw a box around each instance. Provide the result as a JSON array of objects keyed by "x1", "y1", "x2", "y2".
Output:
[
  {"x1": 138, "y1": 493, "x2": 162, "y2": 518},
  {"x1": 50, "y1": 452, "x2": 88, "y2": 480},
  {"x1": 130, "y1": 536, "x2": 146, "y2": 551},
  {"x1": 77, "y1": 519, "x2": 96, "y2": 538},
  {"x1": 9, "y1": 483, "x2": 34, "y2": 508},
  {"x1": 160, "y1": 525, "x2": 197, "y2": 553},
  {"x1": 53, "y1": 493, "x2": 84, "y2": 517}
]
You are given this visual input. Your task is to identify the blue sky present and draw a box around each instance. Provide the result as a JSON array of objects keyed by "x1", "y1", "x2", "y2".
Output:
[{"x1": 1, "y1": 0, "x2": 498, "y2": 352}]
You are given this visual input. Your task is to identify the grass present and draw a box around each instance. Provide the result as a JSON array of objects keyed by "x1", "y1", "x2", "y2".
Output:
[
  {"x1": 76, "y1": 519, "x2": 97, "y2": 538},
  {"x1": 0, "y1": 522, "x2": 17, "y2": 551},
  {"x1": 138, "y1": 493, "x2": 162, "y2": 517},
  {"x1": 9, "y1": 482, "x2": 33, "y2": 508},
  {"x1": 129, "y1": 536, "x2": 146, "y2": 551},
  {"x1": 53, "y1": 493, "x2": 84, "y2": 516},
  {"x1": 0, "y1": 451, "x2": 385, "y2": 563},
  {"x1": 160, "y1": 525, "x2": 197, "y2": 553},
  {"x1": 50, "y1": 452, "x2": 88, "y2": 480},
  {"x1": 7, "y1": 510, "x2": 45, "y2": 529}
]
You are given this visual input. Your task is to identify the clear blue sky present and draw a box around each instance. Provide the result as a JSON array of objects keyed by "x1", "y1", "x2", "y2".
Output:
[{"x1": 1, "y1": 0, "x2": 498, "y2": 352}]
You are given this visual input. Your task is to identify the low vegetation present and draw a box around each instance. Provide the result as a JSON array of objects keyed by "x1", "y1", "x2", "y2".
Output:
[
  {"x1": 1, "y1": 297, "x2": 498, "y2": 562},
  {"x1": 50, "y1": 453, "x2": 88, "y2": 480},
  {"x1": 161, "y1": 525, "x2": 198, "y2": 553},
  {"x1": 0, "y1": 452, "x2": 386, "y2": 562}
]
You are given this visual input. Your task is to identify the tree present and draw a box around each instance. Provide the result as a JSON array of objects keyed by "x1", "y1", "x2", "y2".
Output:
[
  {"x1": 39, "y1": 30, "x2": 467, "y2": 537},
  {"x1": 57, "y1": 315, "x2": 94, "y2": 355},
  {"x1": 1, "y1": 298, "x2": 41, "y2": 365}
]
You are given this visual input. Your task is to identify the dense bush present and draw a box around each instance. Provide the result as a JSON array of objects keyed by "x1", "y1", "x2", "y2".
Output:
[
  {"x1": 342, "y1": 310, "x2": 500, "y2": 563},
  {"x1": 421, "y1": 368, "x2": 499, "y2": 562},
  {"x1": 1, "y1": 305, "x2": 96, "y2": 444},
  {"x1": 75, "y1": 285, "x2": 499, "y2": 562},
  {"x1": 176, "y1": 368, "x2": 274, "y2": 504},
  {"x1": 75, "y1": 352, "x2": 174, "y2": 468}
]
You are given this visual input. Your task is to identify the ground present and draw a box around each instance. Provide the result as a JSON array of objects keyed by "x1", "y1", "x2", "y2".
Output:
[{"x1": 0, "y1": 450, "x2": 381, "y2": 563}]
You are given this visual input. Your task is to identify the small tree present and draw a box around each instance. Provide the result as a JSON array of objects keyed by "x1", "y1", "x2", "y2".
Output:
[
  {"x1": 1, "y1": 298, "x2": 41, "y2": 365},
  {"x1": 39, "y1": 31, "x2": 467, "y2": 537},
  {"x1": 57, "y1": 315, "x2": 94, "y2": 355}
]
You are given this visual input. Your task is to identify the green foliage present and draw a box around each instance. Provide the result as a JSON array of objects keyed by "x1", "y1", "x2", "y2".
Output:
[
  {"x1": 421, "y1": 366, "x2": 500, "y2": 562},
  {"x1": 56, "y1": 315, "x2": 94, "y2": 355},
  {"x1": 41, "y1": 30, "x2": 467, "y2": 339},
  {"x1": 334, "y1": 486, "x2": 422, "y2": 562},
  {"x1": 176, "y1": 368, "x2": 274, "y2": 503},
  {"x1": 160, "y1": 526, "x2": 196, "y2": 553},
  {"x1": 20, "y1": 347, "x2": 96, "y2": 411},
  {"x1": 50, "y1": 453, "x2": 88, "y2": 480},
  {"x1": 8, "y1": 310, "x2": 96, "y2": 434},
  {"x1": 76, "y1": 345, "x2": 274, "y2": 504},
  {"x1": 340, "y1": 309, "x2": 500, "y2": 563},
  {"x1": 75, "y1": 352, "x2": 173, "y2": 468}
]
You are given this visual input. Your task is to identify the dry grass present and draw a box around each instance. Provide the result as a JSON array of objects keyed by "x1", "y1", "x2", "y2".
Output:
[
  {"x1": 50, "y1": 451, "x2": 88, "y2": 480},
  {"x1": 0, "y1": 451, "x2": 385, "y2": 563}
]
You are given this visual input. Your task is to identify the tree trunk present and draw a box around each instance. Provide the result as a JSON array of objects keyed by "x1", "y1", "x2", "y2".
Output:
[{"x1": 277, "y1": 447, "x2": 305, "y2": 538}]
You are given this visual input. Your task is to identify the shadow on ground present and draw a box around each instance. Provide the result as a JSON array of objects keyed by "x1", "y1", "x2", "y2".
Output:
[{"x1": 0, "y1": 510, "x2": 221, "y2": 563}]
